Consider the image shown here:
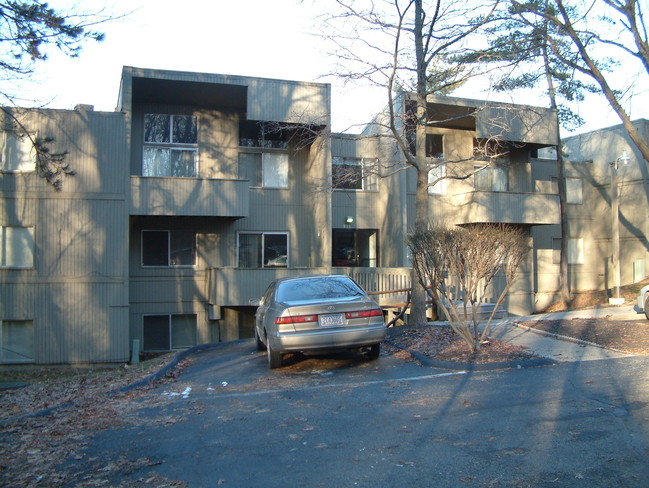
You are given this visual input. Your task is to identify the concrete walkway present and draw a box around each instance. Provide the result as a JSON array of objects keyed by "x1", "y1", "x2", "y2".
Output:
[{"x1": 488, "y1": 304, "x2": 644, "y2": 362}]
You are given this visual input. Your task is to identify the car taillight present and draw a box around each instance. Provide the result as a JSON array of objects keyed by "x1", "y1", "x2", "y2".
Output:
[
  {"x1": 275, "y1": 314, "x2": 318, "y2": 324},
  {"x1": 345, "y1": 309, "x2": 383, "y2": 319}
]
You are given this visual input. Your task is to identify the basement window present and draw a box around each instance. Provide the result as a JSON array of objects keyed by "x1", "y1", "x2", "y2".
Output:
[{"x1": 143, "y1": 314, "x2": 196, "y2": 351}]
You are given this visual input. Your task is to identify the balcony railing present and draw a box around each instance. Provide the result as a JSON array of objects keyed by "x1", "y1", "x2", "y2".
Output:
[
  {"x1": 207, "y1": 267, "x2": 412, "y2": 309},
  {"x1": 130, "y1": 176, "x2": 249, "y2": 217}
]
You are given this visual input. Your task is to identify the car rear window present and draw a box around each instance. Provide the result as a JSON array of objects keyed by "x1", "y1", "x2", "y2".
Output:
[{"x1": 276, "y1": 276, "x2": 364, "y2": 302}]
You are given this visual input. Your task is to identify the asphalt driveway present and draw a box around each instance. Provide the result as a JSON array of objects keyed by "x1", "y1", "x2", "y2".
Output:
[{"x1": 56, "y1": 340, "x2": 649, "y2": 488}]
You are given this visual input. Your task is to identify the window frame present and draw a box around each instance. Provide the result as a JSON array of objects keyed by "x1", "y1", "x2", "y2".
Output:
[
  {"x1": 142, "y1": 114, "x2": 198, "y2": 178},
  {"x1": 237, "y1": 232, "x2": 289, "y2": 268},
  {"x1": 1, "y1": 226, "x2": 35, "y2": 269},
  {"x1": 141, "y1": 230, "x2": 197, "y2": 268},
  {"x1": 0, "y1": 131, "x2": 36, "y2": 173},
  {"x1": 142, "y1": 314, "x2": 197, "y2": 352},
  {"x1": 474, "y1": 164, "x2": 508, "y2": 192},
  {"x1": 427, "y1": 163, "x2": 447, "y2": 195},
  {"x1": 566, "y1": 177, "x2": 583, "y2": 204},
  {"x1": 238, "y1": 151, "x2": 289, "y2": 189},
  {"x1": 0, "y1": 319, "x2": 34, "y2": 363},
  {"x1": 332, "y1": 157, "x2": 378, "y2": 192},
  {"x1": 568, "y1": 237, "x2": 585, "y2": 265}
]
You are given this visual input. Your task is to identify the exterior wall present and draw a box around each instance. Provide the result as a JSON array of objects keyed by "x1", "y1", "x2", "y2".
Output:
[
  {"x1": 560, "y1": 120, "x2": 649, "y2": 292},
  {"x1": 0, "y1": 109, "x2": 129, "y2": 364},
  {"x1": 122, "y1": 68, "x2": 333, "y2": 346},
  {"x1": 331, "y1": 134, "x2": 408, "y2": 268},
  {"x1": 1, "y1": 68, "x2": 568, "y2": 363}
]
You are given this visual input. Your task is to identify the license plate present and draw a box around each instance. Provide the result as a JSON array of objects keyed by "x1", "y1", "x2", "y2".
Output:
[{"x1": 319, "y1": 313, "x2": 344, "y2": 327}]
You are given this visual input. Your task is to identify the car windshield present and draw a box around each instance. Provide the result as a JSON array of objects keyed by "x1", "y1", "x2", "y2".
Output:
[{"x1": 276, "y1": 276, "x2": 364, "y2": 302}]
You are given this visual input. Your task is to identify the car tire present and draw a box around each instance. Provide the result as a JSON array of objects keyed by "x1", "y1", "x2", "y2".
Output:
[
  {"x1": 267, "y1": 343, "x2": 283, "y2": 369},
  {"x1": 364, "y1": 343, "x2": 381, "y2": 361},
  {"x1": 644, "y1": 294, "x2": 649, "y2": 320},
  {"x1": 255, "y1": 327, "x2": 266, "y2": 351}
]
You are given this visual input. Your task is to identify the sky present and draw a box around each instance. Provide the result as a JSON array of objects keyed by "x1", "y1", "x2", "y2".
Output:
[{"x1": 16, "y1": 0, "x2": 649, "y2": 135}]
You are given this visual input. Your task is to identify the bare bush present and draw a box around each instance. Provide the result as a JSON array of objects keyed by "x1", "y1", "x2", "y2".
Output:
[{"x1": 407, "y1": 223, "x2": 529, "y2": 351}]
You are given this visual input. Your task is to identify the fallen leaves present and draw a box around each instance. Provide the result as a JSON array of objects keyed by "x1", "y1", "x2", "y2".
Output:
[
  {"x1": 0, "y1": 354, "x2": 191, "y2": 487},
  {"x1": 385, "y1": 324, "x2": 538, "y2": 363}
]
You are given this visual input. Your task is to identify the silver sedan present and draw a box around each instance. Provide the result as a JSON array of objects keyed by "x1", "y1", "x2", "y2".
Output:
[{"x1": 253, "y1": 275, "x2": 386, "y2": 368}]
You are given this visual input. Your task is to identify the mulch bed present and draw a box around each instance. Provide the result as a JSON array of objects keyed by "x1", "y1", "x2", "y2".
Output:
[
  {"x1": 385, "y1": 324, "x2": 539, "y2": 364},
  {"x1": 518, "y1": 318, "x2": 649, "y2": 355}
]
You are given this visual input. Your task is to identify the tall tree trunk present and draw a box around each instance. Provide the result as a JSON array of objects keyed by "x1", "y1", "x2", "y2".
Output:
[
  {"x1": 405, "y1": 0, "x2": 432, "y2": 325},
  {"x1": 541, "y1": 17, "x2": 572, "y2": 306}
]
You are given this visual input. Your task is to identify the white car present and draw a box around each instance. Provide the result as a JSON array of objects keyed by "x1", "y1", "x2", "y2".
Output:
[{"x1": 637, "y1": 284, "x2": 649, "y2": 319}]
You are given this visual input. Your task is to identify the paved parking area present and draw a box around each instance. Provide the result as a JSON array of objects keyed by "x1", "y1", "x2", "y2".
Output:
[{"x1": 63, "y1": 341, "x2": 649, "y2": 488}]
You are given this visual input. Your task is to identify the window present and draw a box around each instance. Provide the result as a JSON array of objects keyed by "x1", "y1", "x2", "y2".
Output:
[
  {"x1": 568, "y1": 238, "x2": 584, "y2": 264},
  {"x1": 553, "y1": 237, "x2": 584, "y2": 264},
  {"x1": 1, "y1": 320, "x2": 34, "y2": 363},
  {"x1": 143, "y1": 314, "x2": 196, "y2": 351},
  {"x1": 239, "y1": 120, "x2": 289, "y2": 149},
  {"x1": 238, "y1": 152, "x2": 288, "y2": 188},
  {"x1": 474, "y1": 165, "x2": 508, "y2": 192},
  {"x1": 428, "y1": 164, "x2": 446, "y2": 195},
  {"x1": 143, "y1": 114, "x2": 197, "y2": 177},
  {"x1": 406, "y1": 131, "x2": 444, "y2": 158},
  {"x1": 425, "y1": 134, "x2": 444, "y2": 158},
  {"x1": 332, "y1": 157, "x2": 378, "y2": 191},
  {"x1": 1, "y1": 226, "x2": 34, "y2": 268},
  {"x1": 566, "y1": 178, "x2": 583, "y2": 204},
  {"x1": 1, "y1": 131, "x2": 35, "y2": 172},
  {"x1": 142, "y1": 230, "x2": 196, "y2": 267},
  {"x1": 238, "y1": 233, "x2": 288, "y2": 268},
  {"x1": 332, "y1": 229, "x2": 379, "y2": 267}
]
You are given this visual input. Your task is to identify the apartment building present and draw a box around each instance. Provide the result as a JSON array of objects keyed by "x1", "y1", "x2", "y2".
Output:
[
  {"x1": 556, "y1": 120, "x2": 649, "y2": 301},
  {"x1": 1, "y1": 66, "x2": 561, "y2": 364}
]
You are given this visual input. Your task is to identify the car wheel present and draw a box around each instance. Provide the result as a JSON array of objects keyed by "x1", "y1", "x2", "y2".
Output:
[
  {"x1": 267, "y1": 343, "x2": 283, "y2": 369},
  {"x1": 364, "y1": 343, "x2": 381, "y2": 361},
  {"x1": 644, "y1": 294, "x2": 649, "y2": 320},
  {"x1": 255, "y1": 327, "x2": 266, "y2": 351}
]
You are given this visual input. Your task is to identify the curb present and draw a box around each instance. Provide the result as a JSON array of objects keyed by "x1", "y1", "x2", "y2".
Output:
[{"x1": 384, "y1": 339, "x2": 557, "y2": 371}]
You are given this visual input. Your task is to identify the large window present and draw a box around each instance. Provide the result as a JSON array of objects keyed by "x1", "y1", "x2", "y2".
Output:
[
  {"x1": 238, "y1": 233, "x2": 288, "y2": 268},
  {"x1": 1, "y1": 320, "x2": 33, "y2": 363},
  {"x1": 332, "y1": 157, "x2": 378, "y2": 191},
  {"x1": 474, "y1": 165, "x2": 508, "y2": 192},
  {"x1": 142, "y1": 230, "x2": 196, "y2": 267},
  {"x1": 238, "y1": 152, "x2": 288, "y2": 188},
  {"x1": 1, "y1": 131, "x2": 35, "y2": 172},
  {"x1": 143, "y1": 114, "x2": 198, "y2": 177},
  {"x1": 1, "y1": 226, "x2": 34, "y2": 268},
  {"x1": 143, "y1": 314, "x2": 196, "y2": 351}
]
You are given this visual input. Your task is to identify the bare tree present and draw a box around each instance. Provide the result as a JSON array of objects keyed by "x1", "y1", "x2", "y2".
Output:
[
  {"x1": 407, "y1": 223, "x2": 529, "y2": 351},
  {"x1": 511, "y1": 0, "x2": 649, "y2": 162},
  {"x1": 319, "y1": 0, "x2": 504, "y2": 324},
  {"x1": 0, "y1": 1, "x2": 119, "y2": 189}
]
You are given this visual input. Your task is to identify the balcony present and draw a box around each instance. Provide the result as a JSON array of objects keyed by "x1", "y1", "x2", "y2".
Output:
[
  {"x1": 447, "y1": 190, "x2": 560, "y2": 226},
  {"x1": 130, "y1": 176, "x2": 249, "y2": 217}
]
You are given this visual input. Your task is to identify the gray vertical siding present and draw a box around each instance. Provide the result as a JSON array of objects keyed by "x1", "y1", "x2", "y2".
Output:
[{"x1": 0, "y1": 109, "x2": 129, "y2": 363}]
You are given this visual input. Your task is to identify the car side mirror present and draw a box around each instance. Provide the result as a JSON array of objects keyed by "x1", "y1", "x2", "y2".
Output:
[{"x1": 249, "y1": 298, "x2": 261, "y2": 307}]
